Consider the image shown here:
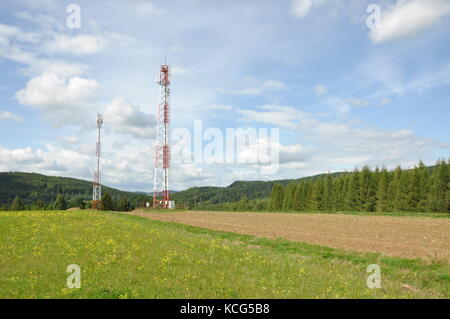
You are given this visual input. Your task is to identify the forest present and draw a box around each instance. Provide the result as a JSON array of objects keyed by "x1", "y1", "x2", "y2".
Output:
[
  {"x1": 195, "y1": 159, "x2": 450, "y2": 213},
  {"x1": 0, "y1": 172, "x2": 147, "y2": 211},
  {"x1": 1, "y1": 159, "x2": 449, "y2": 213}
]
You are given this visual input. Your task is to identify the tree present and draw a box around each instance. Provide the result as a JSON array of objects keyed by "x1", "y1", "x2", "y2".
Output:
[
  {"x1": 322, "y1": 175, "x2": 334, "y2": 211},
  {"x1": 31, "y1": 199, "x2": 46, "y2": 210},
  {"x1": 360, "y1": 165, "x2": 377, "y2": 212},
  {"x1": 408, "y1": 161, "x2": 429, "y2": 212},
  {"x1": 116, "y1": 197, "x2": 131, "y2": 212},
  {"x1": 376, "y1": 168, "x2": 390, "y2": 212},
  {"x1": 347, "y1": 169, "x2": 362, "y2": 211},
  {"x1": 269, "y1": 184, "x2": 284, "y2": 211},
  {"x1": 236, "y1": 197, "x2": 250, "y2": 211},
  {"x1": 54, "y1": 194, "x2": 67, "y2": 210},
  {"x1": 282, "y1": 183, "x2": 297, "y2": 211},
  {"x1": 68, "y1": 197, "x2": 86, "y2": 209},
  {"x1": 292, "y1": 183, "x2": 304, "y2": 211},
  {"x1": 0, "y1": 205, "x2": 8, "y2": 211},
  {"x1": 428, "y1": 160, "x2": 448, "y2": 212},
  {"x1": 101, "y1": 192, "x2": 114, "y2": 211},
  {"x1": 10, "y1": 196, "x2": 24, "y2": 211},
  {"x1": 446, "y1": 159, "x2": 450, "y2": 212},
  {"x1": 310, "y1": 178, "x2": 325, "y2": 211}
]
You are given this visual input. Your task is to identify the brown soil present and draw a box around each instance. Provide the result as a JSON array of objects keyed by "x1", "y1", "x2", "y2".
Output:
[{"x1": 126, "y1": 211, "x2": 450, "y2": 262}]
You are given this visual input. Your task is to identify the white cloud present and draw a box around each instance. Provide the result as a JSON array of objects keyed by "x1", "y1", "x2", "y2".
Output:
[
  {"x1": 134, "y1": 1, "x2": 165, "y2": 16},
  {"x1": 0, "y1": 111, "x2": 23, "y2": 122},
  {"x1": 292, "y1": 0, "x2": 313, "y2": 18},
  {"x1": 292, "y1": 0, "x2": 326, "y2": 19},
  {"x1": 15, "y1": 73, "x2": 99, "y2": 126},
  {"x1": 16, "y1": 73, "x2": 99, "y2": 110},
  {"x1": 0, "y1": 146, "x2": 43, "y2": 167},
  {"x1": 104, "y1": 98, "x2": 157, "y2": 139},
  {"x1": 59, "y1": 136, "x2": 80, "y2": 144},
  {"x1": 370, "y1": 0, "x2": 450, "y2": 43},
  {"x1": 171, "y1": 66, "x2": 191, "y2": 75},
  {"x1": 237, "y1": 104, "x2": 449, "y2": 169},
  {"x1": 44, "y1": 34, "x2": 106, "y2": 55}
]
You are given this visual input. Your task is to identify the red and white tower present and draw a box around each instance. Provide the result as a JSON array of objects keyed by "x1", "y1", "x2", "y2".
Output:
[
  {"x1": 92, "y1": 113, "x2": 103, "y2": 210},
  {"x1": 152, "y1": 64, "x2": 171, "y2": 208}
]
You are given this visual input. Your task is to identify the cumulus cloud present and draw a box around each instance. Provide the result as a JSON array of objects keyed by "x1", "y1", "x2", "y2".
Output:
[
  {"x1": 237, "y1": 104, "x2": 449, "y2": 169},
  {"x1": 0, "y1": 111, "x2": 23, "y2": 122},
  {"x1": 370, "y1": 0, "x2": 450, "y2": 43},
  {"x1": 104, "y1": 98, "x2": 157, "y2": 139},
  {"x1": 16, "y1": 73, "x2": 99, "y2": 110},
  {"x1": 0, "y1": 146, "x2": 42, "y2": 167}
]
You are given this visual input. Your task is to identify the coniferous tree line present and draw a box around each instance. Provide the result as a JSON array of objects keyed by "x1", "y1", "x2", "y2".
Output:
[{"x1": 269, "y1": 160, "x2": 450, "y2": 213}]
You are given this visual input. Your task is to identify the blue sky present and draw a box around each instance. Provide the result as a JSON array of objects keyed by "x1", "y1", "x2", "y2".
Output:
[{"x1": 0, "y1": 0, "x2": 449, "y2": 191}]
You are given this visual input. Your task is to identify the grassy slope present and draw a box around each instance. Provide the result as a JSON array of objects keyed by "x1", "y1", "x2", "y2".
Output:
[{"x1": 0, "y1": 210, "x2": 448, "y2": 299}]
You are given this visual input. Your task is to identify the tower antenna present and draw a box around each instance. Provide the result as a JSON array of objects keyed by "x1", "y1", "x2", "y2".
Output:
[
  {"x1": 93, "y1": 113, "x2": 103, "y2": 210},
  {"x1": 152, "y1": 60, "x2": 172, "y2": 208}
]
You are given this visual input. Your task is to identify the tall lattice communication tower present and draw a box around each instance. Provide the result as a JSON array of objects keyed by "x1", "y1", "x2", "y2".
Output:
[
  {"x1": 92, "y1": 113, "x2": 103, "y2": 210},
  {"x1": 152, "y1": 63, "x2": 172, "y2": 208}
]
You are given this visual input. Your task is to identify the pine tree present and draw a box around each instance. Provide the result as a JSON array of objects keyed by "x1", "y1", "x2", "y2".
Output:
[
  {"x1": 322, "y1": 175, "x2": 334, "y2": 211},
  {"x1": 428, "y1": 160, "x2": 448, "y2": 212},
  {"x1": 311, "y1": 178, "x2": 324, "y2": 211},
  {"x1": 302, "y1": 182, "x2": 313, "y2": 211},
  {"x1": 10, "y1": 196, "x2": 24, "y2": 211},
  {"x1": 292, "y1": 183, "x2": 304, "y2": 211},
  {"x1": 282, "y1": 183, "x2": 297, "y2": 211},
  {"x1": 347, "y1": 169, "x2": 362, "y2": 211},
  {"x1": 360, "y1": 165, "x2": 377, "y2": 212},
  {"x1": 409, "y1": 161, "x2": 429, "y2": 212},
  {"x1": 389, "y1": 166, "x2": 403, "y2": 211},
  {"x1": 446, "y1": 159, "x2": 450, "y2": 212},
  {"x1": 54, "y1": 194, "x2": 67, "y2": 210},
  {"x1": 269, "y1": 184, "x2": 284, "y2": 211},
  {"x1": 376, "y1": 167, "x2": 390, "y2": 212},
  {"x1": 341, "y1": 174, "x2": 351, "y2": 211}
]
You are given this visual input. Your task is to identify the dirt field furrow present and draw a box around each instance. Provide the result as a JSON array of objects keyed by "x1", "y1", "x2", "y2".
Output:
[{"x1": 128, "y1": 211, "x2": 450, "y2": 262}]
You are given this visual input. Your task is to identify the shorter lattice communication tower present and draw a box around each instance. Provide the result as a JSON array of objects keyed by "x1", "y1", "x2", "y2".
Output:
[{"x1": 92, "y1": 113, "x2": 103, "y2": 210}]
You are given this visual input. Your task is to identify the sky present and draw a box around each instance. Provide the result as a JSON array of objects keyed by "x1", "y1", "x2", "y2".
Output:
[{"x1": 0, "y1": 0, "x2": 449, "y2": 192}]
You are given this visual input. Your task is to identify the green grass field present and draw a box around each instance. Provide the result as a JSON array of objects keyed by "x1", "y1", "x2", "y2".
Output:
[{"x1": 0, "y1": 210, "x2": 448, "y2": 299}]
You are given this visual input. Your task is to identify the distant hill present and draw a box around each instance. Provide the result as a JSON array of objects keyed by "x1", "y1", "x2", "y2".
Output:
[
  {"x1": 0, "y1": 172, "x2": 146, "y2": 207},
  {"x1": 171, "y1": 165, "x2": 440, "y2": 208},
  {"x1": 0, "y1": 164, "x2": 438, "y2": 209},
  {"x1": 171, "y1": 172, "x2": 346, "y2": 207}
]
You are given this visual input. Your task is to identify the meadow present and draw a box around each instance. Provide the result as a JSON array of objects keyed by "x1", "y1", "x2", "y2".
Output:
[{"x1": 0, "y1": 210, "x2": 449, "y2": 299}]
